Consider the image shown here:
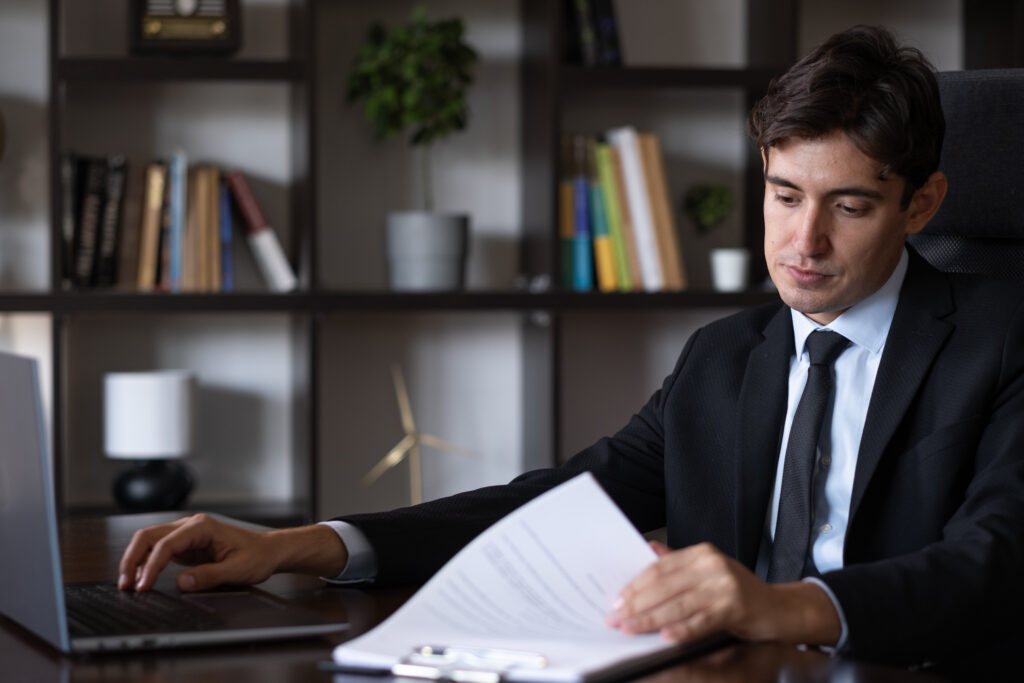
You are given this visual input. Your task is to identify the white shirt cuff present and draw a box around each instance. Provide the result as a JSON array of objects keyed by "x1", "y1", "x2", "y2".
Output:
[
  {"x1": 317, "y1": 521, "x2": 378, "y2": 584},
  {"x1": 802, "y1": 577, "x2": 849, "y2": 652}
]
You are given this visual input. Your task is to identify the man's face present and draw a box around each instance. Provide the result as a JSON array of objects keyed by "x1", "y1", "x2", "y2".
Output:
[{"x1": 763, "y1": 132, "x2": 932, "y2": 325}]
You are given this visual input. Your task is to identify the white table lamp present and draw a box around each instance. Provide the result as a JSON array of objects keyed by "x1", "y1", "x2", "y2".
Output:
[{"x1": 104, "y1": 370, "x2": 197, "y2": 511}]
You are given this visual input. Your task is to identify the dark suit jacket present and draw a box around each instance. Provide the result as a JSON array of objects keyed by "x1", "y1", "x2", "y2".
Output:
[{"x1": 340, "y1": 250, "x2": 1024, "y2": 666}]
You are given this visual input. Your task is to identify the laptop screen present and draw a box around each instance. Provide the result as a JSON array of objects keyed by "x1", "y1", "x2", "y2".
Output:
[{"x1": 0, "y1": 351, "x2": 71, "y2": 652}]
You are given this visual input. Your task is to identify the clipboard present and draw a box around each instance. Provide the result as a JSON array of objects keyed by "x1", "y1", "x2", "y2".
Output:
[{"x1": 323, "y1": 644, "x2": 547, "y2": 682}]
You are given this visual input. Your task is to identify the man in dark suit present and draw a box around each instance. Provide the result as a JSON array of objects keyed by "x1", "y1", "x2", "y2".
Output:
[{"x1": 118, "y1": 26, "x2": 1024, "y2": 666}]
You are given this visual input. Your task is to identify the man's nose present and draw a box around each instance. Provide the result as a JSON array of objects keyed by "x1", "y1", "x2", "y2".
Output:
[{"x1": 792, "y1": 204, "x2": 829, "y2": 256}]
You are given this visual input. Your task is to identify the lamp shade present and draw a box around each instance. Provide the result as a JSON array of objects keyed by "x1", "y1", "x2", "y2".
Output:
[{"x1": 104, "y1": 371, "x2": 196, "y2": 460}]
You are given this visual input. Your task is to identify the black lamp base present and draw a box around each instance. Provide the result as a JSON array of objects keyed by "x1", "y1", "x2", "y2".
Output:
[{"x1": 113, "y1": 460, "x2": 195, "y2": 512}]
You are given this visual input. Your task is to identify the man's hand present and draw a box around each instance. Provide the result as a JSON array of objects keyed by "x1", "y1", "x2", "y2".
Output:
[
  {"x1": 606, "y1": 542, "x2": 840, "y2": 647},
  {"x1": 118, "y1": 514, "x2": 348, "y2": 593}
]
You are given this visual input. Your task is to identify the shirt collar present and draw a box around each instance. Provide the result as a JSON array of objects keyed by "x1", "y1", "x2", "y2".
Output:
[{"x1": 790, "y1": 248, "x2": 908, "y2": 358}]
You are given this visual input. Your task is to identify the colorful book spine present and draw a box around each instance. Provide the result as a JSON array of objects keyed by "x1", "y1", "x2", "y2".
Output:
[
  {"x1": 225, "y1": 170, "x2": 298, "y2": 292},
  {"x1": 167, "y1": 150, "x2": 188, "y2": 292},
  {"x1": 559, "y1": 135, "x2": 576, "y2": 290},
  {"x1": 588, "y1": 140, "x2": 617, "y2": 292},
  {"x1": 571, "y1": 135, "x2": 594, "y2": 291},
  {"x1": 639, "y1": 133, "x2": 687, "y2": 290},
  {"x1": 219, "y1": 182, "x2": 235, "y2": 292},
  {"x1": 607, "y1": 126, "x2": 663, "y2": 291},
  {"x1": 136, "y1": 162, "x2": 167, "y2": 291},
  {"x1": 594, "y1": 143, "x2": 632, "y2": 291}
]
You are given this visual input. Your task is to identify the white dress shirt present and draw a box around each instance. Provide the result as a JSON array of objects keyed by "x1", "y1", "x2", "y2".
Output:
[{"x1": 320, "y1": 250, "x2": 910, "y2": 643}]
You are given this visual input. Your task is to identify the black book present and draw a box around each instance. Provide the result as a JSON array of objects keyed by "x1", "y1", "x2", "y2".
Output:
[
  {"x1": 72, "y1": 157, "x2": 107, "y2": 289},
  {"x1": 94, "y1": 155, "x2": 127, "y2": 287}
]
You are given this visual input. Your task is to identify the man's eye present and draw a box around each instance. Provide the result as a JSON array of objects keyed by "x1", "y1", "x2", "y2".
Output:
[
  {"x1": 775, "y1": 194, "x2": 798, "y2": 206},
  {"x1": 839, "y1": 204, "x2": 867, "y2": 216}
]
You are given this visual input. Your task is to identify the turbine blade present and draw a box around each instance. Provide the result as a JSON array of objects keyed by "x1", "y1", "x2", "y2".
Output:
[
  {"x1": 392, "y1": 363, "x2": 416, "y2": 434},
  {"x1": 361, "y1": 433, "x2": 417, "y2": 487}
]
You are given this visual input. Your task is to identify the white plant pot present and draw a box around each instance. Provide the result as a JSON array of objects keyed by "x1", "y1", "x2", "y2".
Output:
[
  {"x1": 710, "y1": 247, "x2": 750, "y2": 292},
  {"x1": 386, "y1": 212, "x2": 469, "y2": 291}
]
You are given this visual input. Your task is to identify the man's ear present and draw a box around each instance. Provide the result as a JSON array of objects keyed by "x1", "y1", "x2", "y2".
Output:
[{"x1": 905, "y1": 171, "x2": 948, "y2": 236}]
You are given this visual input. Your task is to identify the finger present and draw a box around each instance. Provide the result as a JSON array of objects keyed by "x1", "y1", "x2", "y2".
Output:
[
  {"x1": 649, "y1": 540, "x2": 671, "y2": 556},
  {"x1": 619, "y1": 585, "x2": 706, "y2": 635},
  {"x1": 136, "y1": 519, "x2": 215, "y2": 592},
  {"x1": 118, "y1": 521, "x2": 185, "y2": 590}
]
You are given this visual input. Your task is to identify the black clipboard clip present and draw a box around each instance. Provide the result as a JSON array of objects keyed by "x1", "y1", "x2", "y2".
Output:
[{"x1": 391, "y1": 644, "x2": 548, "y2": 683}]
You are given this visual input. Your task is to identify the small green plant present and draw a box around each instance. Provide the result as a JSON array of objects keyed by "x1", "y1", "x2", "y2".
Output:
[
  {"x1": 683, "y1": 184, "x2": 735, "y2": 235},
  {"x1": 346, "y1": 8, "x2": 478, "y2": 212}
]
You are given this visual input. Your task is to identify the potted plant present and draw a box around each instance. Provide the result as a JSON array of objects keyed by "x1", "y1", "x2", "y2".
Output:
[
  {"x1": 683, "y1": 183, "x2": 749, "y2": 292},
  {"x1": 346, "y1": 7, "x2": 478, "y2": 290}
]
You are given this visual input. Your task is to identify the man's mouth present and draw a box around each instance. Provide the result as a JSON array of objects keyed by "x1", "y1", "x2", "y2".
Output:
[{"x1": 783, "y1": 264, "x2": 834, "y2": 285}]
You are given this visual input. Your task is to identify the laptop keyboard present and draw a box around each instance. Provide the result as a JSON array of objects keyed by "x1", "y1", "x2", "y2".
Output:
[{"x1": 65, "y1": 582, "x2": 221, "y2": 636}]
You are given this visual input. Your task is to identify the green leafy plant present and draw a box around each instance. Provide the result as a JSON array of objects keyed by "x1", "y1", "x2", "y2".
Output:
[
  {"x1": 346, "y1": 8, "x2": 478, "y2": 212},
  {"x1": 683, "y1": 184, "x2": 735, "y2": 235}
]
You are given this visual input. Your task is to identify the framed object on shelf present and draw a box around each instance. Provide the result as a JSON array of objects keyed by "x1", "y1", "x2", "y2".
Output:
[{"x1": 130, "y1": 0, "x2": 241, "y2": 55}]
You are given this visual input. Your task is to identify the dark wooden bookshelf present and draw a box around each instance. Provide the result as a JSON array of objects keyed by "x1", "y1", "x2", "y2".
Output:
[
  {"x1": 0, "y1": 290, "x2": 780, "y2": 314},
  {"x1": 54, "y1": 57, "x2": 306, "y2": 83},
  {"x1": 559, "y1": 65, "x2": 778, "y2": 91}
]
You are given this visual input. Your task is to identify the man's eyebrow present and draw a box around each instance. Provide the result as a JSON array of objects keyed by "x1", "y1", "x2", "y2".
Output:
[{"x1": 765, "y1": 175, "x2": 885, "y2": 201}]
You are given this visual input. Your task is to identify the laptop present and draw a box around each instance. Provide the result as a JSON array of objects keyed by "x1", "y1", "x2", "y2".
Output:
[{"x1": 0, "y1": 351, "x2": 347, "y2": 653}]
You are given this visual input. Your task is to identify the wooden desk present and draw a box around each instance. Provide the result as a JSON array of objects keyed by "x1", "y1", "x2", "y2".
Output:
[{"x1": 0, "y1": 513, "x2": 942, "y2": 682}]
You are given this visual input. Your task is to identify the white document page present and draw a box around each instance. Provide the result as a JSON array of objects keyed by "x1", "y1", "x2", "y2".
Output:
[{"x1": 332, "y1": 473, "x2": 687, "y2": 682}]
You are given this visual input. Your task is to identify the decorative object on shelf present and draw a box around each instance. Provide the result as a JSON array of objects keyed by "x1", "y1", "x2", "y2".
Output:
[
  {"x1": 362, "y1": 364, "x2": 472, "y2": 506},
  {"x1": 346, "y1": 7, "x2": 478, "y2": 291},
  {"x1": 130, "y1": 0, "x2": 242, "y2": 55},
  {"x1": 683, "y1": 183, "x2": 748, "y2": 292},
  {"x1": 104, "y1": 370, "x2": 197, "y2": 512}
]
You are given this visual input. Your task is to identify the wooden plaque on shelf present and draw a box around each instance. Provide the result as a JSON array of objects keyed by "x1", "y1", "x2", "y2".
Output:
[{"x1": 130, "y1": 0, "x2": 241, "y2": 55}]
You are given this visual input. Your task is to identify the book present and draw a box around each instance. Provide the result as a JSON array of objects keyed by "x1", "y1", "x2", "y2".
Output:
[
  {"x1": 594, "y1": 143, "x2": 632, "y2": 291},
  {"x1": 94, "y1": 155, "x2": 127, "y2": 287},
  {"x1": 559, "y1": 135, "x2": 577, "y2": 290},
  {"x1": 571, "y1": 0, "x2": 598, "y2": 66},
  {"x1": 136, "y1": 162, "x2": 167, "y2": 291},
  {"x1": 72, "y1": 157, "x2": 107, "y2": 289},
  {"x1": 638, "y1": 133, "x2": 687, "y2": 290},
  {"x1": 205, "y1": 166, "x2": 222, "y2": 292},
  {"x1": 167, "y1": 150, "x2": 188, "y2": 292},
  {"x1": 590, "y1": 0, "x2": 622, "y2": 66},
  {"x1": 331, "y1": 473, "x2": 700, "y2": 682},
  {"x1": 225, "y1": 170, "x2": 298, "y2": 292},
  {"x1": 588, "y1": 139, "x2": 617, "y2": 292},
  {"x1": 606, "y1": 126, "x2": 662, "y2": 291},
  {"x1": 182, "y1": 167, "x2": 201, "y2": 291},
  {"x1": 609, "y1": 146, "x2": 642, "y2": 289},
  {"x1": 218, "y1": 182, "x2": 235, "y2": 292},
  {"x1": 116, "y1": 160, "x2": 146, "y2": 290},
  {"x1": 570, "y1": 135, "x2": 594, "y2": 291}
]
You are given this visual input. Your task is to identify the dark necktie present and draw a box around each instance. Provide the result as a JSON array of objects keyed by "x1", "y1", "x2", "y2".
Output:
[{"x1": 766, "y1": 329, "x2": 850, "y2": 583}]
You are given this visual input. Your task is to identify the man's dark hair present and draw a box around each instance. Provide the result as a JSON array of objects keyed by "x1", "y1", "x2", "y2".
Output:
[{"x1": 747, "y1": 25, "x2": 944, "y2": 208}]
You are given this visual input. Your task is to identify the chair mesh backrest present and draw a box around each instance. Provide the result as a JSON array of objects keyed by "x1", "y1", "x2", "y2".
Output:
[{"x1": 908, "y1": 69, "x2": 1024, "y2": 282}]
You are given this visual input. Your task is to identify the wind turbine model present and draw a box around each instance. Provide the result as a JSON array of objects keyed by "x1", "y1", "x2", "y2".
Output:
[{"x1": 361, "y1": 364, "x2": 472, "y2": 505}]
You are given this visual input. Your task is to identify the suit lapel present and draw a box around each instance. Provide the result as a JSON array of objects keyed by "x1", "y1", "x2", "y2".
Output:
[
  {"x1": 734, "y1": 306, "x2": 793, "y2": 567},
  {"x1": 850, "y1": 253, "x2": 954, "y2": 520}
]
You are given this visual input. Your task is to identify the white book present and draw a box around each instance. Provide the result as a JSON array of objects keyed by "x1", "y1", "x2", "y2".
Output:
[
  {"x1": 606, "y1": 127, "x2": 663, "y2": 291},
  {"x1": 332, "y1": 473, "x2": 704, "y2": 682}
]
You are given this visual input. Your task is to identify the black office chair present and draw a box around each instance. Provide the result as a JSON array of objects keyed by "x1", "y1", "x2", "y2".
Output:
[{"x1": 908, "y1": 69, "x2": 1024, "y2": 282}]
